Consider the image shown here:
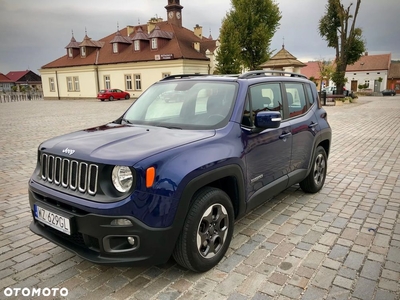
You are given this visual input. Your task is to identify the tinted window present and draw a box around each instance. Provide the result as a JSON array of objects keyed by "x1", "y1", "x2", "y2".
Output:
[
  {"x1": 285, "y1": 83, "x2": 307, "y2": 118},
  {"x1": 305, "y1": 84, "x2": 315, "y2": 107},
  {"x1": 249, "y1": 83, "x2": 283, "y2": 115}
]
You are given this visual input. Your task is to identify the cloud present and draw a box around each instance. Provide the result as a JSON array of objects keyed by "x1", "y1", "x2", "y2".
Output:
[{"x1": 0, "y1": 0, "x2": 399, "y2": 73}]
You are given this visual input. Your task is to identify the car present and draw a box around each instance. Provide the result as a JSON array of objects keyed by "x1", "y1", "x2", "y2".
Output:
[
  {"x1": 382, "y1": 89, "x2": 396, "y2": 96},
  {"x1": 322, "y1": 86, "x2": 350, "y2": 96},
  {"x1": 97, "y1": 89, "x2": 130, "y2": 101},
  {"x1": 28, "y1": 71, "x2": 331, "y2": 272}
]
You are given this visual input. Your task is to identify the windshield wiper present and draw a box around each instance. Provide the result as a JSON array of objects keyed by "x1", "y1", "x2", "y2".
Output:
[
  {"x1": 158, "y1": 125, "x2": 182, "y2": 130},
  {"x1": 121, "y1": 118, "x2": 134, "y2": 124}
]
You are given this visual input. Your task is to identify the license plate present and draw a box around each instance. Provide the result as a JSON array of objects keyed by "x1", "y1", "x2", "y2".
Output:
[{"x1": 34, "y1": 204, "x2": 71, "y2": 235}]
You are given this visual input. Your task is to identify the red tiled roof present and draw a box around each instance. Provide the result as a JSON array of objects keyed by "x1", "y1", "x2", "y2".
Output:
[
  {"x1": 42, "y1": 22, "x2": 214, "y2": 69},
  {"x1": 148, "y1": 26, "x2": 174, "y2": 39},
  {"x1": 0, "y1": 73, "x2": 13, "y2": 83},
  {"x1": 6, "y1": 70, "x2": 30, "y2": 81},
  {"x1": 346, "y1": 53, "x2": 391, "y2": 71},
  {"x1": 301, "y1": 61, "x2": 321, "y2": 79},
  {"x1": 388, "y1": 61, "x2": 400, "y2": 78}
]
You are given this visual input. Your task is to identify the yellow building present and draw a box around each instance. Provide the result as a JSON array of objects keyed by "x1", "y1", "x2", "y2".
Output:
[{"x1": 40, "y1": 0, "x2": 218, "y2": 100}]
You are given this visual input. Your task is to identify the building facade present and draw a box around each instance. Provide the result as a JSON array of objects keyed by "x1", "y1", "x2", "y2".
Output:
[{"x1": 40, "y1": 0, "x2": 219, "y2": 100}]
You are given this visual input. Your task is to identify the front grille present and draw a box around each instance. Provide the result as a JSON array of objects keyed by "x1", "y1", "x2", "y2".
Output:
[{"x1": 41, "y1": 154, "x2": 98, "y2": 195}]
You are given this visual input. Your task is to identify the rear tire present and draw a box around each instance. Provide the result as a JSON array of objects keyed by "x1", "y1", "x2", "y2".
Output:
[
  {"x1": 173, "y1": 187, "x2": 234, "y2": 272},
  {"x1": 109, "y1": 96, "x2": 114, "y2": 101},
  {"x1": 300, "y1": 146, "x2": 327, "y2": 193}
]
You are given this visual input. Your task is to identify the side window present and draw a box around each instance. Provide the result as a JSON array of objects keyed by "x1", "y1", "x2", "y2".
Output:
[
  {"x1": 285, "y1": 83, "x2": 307, "y2": 118},
  {"x1": 305, "y1": 84, "x2": 315, "y2": 107},
  {"x1": 242, "y1": 83, "x2": 284, "y2": 126}
]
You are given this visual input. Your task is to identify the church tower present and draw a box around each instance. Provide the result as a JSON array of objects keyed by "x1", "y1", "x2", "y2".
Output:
[{"x1": 165, "y1": 0, "x2": 183, "y2": 27}]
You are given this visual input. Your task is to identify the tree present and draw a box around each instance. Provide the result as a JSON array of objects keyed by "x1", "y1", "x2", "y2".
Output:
[
  {"x1": 319, "y1": 0, "x2": 366, "y2": 94},
  {"x1": 217, "y1": 0, "x2": 281, "y2": 73},
  {"x1": 317, "y1": 60, "x2": 335, "y2": 91}
]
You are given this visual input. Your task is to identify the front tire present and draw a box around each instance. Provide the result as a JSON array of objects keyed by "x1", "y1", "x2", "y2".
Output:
[
  {"x1": 109, "y1": 96, "x2": 114, "y2": 101},
  {"x1": 173, "y1": 187, "x2": 234, "y2": 272},
  {"x1": 125, "y1": 94, "x2": 130, "y2": 100},
  {"x1": 300, "y1": 146, "x2": 327, "y2": 193}
]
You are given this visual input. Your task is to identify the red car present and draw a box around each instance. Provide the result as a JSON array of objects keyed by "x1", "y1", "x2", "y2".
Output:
[{"x1": 97, "y1": 89, "x2": 130, "y2": 101}]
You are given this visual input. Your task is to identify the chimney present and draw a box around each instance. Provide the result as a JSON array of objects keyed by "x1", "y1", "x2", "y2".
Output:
[
  {"x1": 147, "y1": 18, "x2": 158, "y2": 34},
  {"x1": 194, "y1": 24, "x2": 202, "y2": 39},
  {"x1": 365, "y1": 52, "x2": 368, "y2": 56},
  {"x1": 127, "y1": 26, "x2": 135, "y2": 36}
]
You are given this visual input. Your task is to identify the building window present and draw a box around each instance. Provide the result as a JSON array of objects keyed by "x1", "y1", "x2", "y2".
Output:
[
  {"x1": 162, "y1": 73, "x2": 171, "y2": 78},
  {"x1": 81, "y1": 46, "x2": 86, "y2": 57},
  {"x1": 151, "y1": 38, "x2": 158, "y2": 49},
  {"x1": 73, "y1": 76, "x2": 80, "y2": 91},
  {"x1": 134, "y1": 40, "x2": 140, "y2": 51},
  {"x1": 68, "y1": 48, "x2": 73, "y2": 58},
  {"x1": 125, "y1": 75, "x2": 132, "y2": 90},
  {"x1": 67, "y1": 77, "x2": 73, "y2": 91},
  {"x1": 364, "y1": 80, "x2": 370, "y2": 88},
  {"x1": 113, "y1": 43, "x2": 118, "y2": 53},
  {"x1": 104, "y1": 75, "x2": 111, "y2": 89},
  {"x1": 134, "y1": 74, "x2": 142, "y2": 90},
  {"x1": 49, "y1": 78, "x2": 55, "y2": 92}
]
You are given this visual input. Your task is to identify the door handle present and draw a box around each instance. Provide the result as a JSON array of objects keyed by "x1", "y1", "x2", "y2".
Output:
[
  {"x1": 279, "y1": 132, "x2": 291, "y2": 139},
  {"x1": 308, "y1": 122, "x2": 318, "y2": 128}
]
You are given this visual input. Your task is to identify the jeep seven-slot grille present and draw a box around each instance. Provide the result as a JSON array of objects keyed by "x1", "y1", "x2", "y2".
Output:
[{"x1": 41, "y1": 154, "x2": 98, "y2": 195}]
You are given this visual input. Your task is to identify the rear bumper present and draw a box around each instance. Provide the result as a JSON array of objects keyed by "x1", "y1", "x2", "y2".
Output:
[{"x1": 29, "y1": 188, "x2": 177, "y2": 266}]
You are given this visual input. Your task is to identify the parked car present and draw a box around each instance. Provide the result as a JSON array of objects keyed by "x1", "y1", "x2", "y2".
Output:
[
  {"x1": 382, "y1": 89, "x2": 396, "y2": 96},
  {"x1": 322, "y1": 86, "x2": 350, "y2": 96},
  {"x1": 29, "y1": 71, "x2": 331, "y2": 272},
  {"x1": 97, "y1": 89, "x2": 130, "y2": 101}
]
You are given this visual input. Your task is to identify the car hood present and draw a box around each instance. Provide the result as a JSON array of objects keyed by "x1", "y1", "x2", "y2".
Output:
[{"x1": 39, "y1": 123, "x2": 215, "y2": 164}]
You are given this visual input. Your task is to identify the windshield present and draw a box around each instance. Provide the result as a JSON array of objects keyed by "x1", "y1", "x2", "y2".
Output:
[{"x1": 123, "y1": 80, "x2": 238, "y2": 129}]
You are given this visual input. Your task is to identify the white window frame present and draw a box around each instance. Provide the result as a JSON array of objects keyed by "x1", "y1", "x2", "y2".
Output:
[
  {"x1": 113, "y1": 43, "x2": 118, "y2": 53},
  {"x1": 151, "y1": 38, "x2": 158, "y2": 50},
  {"x1": 68, "y1": 48, "x2": 73, "y2": 58},
  {"x1": 49, "y1": 78, "x2": 55, "y2": 92},
  {"x1": 67, "y1": 77, "x2": 73, "y2": 92},
  {"x1": 134, "y1": 74, "x2": 142, "y2": 90},
  {"x1": 125, "y1": 75, "x2": 132, "y2": 90},
  {"x1": 81, "y1": 46, "x2": 86, "y2": 57},
  {"x1": 73, "y1": 76, "x2": 80, "y2": 91},
  {"x1": 134, "y1": 40, "x2": 140, "y2": 51},
  {"x1": 104, "y1": 75, "x2": 111, "y2": 89}
]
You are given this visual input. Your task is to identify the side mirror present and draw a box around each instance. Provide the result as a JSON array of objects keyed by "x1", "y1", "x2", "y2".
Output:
[{"x1": 254, "y1": 111, "x2": 281, "y2": 129}]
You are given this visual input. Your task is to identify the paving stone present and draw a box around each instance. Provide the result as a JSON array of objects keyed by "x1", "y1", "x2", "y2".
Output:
[
  {"x1": 374, "y1": 289, "x2": 397, "y2": 300},
  {"x1": 343, "y1": 251, "x2": 365, "y2": 270},
  {"x1": 218, "y1": 254, "x2": 246, "y2": 273},
  {"x1": 378, "y1": 278, "x2": 398, "y2": 292},
  {"x1": 328, "y1": 245, "x2": 349, "y2": 262},
  {"x1": 301, "y1": 286, "x2": 327, "y2": 300},
  {"x1": 333, "y1": 275, "x2": 353, "y2": 290},
  {"x1": 311, "y1": 267, "x2": 336, "y2": 289},
  {"x1": 353, "y1": 277, "x2": 376, "y2": 300},
  {"x1": 214, "y1": 273, "x2": 246, "y2": 296}
]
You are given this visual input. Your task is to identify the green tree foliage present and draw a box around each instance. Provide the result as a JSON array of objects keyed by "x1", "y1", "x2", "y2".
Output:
[
  {"x1": 318, "y1": 60, "x2": 335, "y2": 91},
  {"x1": 319, "y1": 0, "x2": 366, "y2": 94},
  {"x1": 217, "y1": 0, "x2": 281, "y2": 73}
]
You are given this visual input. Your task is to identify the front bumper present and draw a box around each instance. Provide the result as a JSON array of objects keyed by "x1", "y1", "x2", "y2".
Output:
[{"x1": 28, "y1": 186, "x2": 177, "y2": 266}]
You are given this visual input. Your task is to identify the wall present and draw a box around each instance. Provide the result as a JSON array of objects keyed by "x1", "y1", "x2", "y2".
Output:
[{"x1": 345, "y1": 70, "x2": 388, "y2": 92}]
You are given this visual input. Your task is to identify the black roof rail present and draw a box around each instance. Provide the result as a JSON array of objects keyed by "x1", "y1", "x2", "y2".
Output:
[
  {"x1": 161, "y1": 74, "x2": 208, "y2": 81},
  {"x1": 239, "y1": 70, "x2": 308, "y2": 79}
]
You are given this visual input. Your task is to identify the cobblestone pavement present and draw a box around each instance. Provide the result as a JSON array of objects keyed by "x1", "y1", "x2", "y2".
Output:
[{"x1": 0, "y1": 96, "x2": 399, "y2": 300}]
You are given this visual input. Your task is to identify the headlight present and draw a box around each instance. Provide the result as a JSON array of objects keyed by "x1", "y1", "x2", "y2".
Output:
[{"x1": 112, "y1": 166, "x2": 133, "y2": 193}]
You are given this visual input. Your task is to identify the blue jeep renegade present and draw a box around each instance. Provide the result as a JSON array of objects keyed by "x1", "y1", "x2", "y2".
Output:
[{"x1": 29, "y1": 71, "x2": 331, "y2": 272}]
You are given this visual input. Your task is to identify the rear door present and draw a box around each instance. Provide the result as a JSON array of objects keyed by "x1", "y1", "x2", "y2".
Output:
[{"x1": 284, "y1": 82, "x2": 319, "y2": 175}]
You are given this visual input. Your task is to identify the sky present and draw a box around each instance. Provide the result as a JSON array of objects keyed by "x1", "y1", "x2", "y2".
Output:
[{"x1": 0, "y1": 0, "x2": 399, "y2": 74}]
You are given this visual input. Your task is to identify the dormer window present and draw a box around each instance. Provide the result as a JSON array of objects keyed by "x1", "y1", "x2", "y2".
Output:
[
  {"x1": 81, "y1": 46, "x2": 86, "y2": 57},
  {"x1": 68, "y1": 48, "x2": 73, "y2": 58},
  {"x1": 151, "y1": 38, "x2": 158, "y2": 50},
  {"x1": 113, "y1": 43, "x2": 118, "y2": 53},
  {"x1": 134, "y1": 40, "x2": 140, "y2": 51}
]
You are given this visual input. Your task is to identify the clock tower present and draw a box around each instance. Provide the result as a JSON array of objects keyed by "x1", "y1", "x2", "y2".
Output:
[{"x1": 165, "y1": 0, "x2": 183, "y2": 27}]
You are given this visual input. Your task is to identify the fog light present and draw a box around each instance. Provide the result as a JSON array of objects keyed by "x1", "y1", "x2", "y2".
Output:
[
  {"x1": 110, "y1": 218, "x2": 133, "y2": 226},
  {"x1": 127, "y1": 236, "x2": 135, "y2": 245}
]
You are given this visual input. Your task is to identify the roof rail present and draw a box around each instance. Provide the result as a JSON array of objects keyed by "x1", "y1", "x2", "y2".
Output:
[
  {"x1": 239, "y1": 70, "x2": 308, "y2": 79},
  {"x1": 161, "y1": 74, "x2": 207, "y2": 81}
]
